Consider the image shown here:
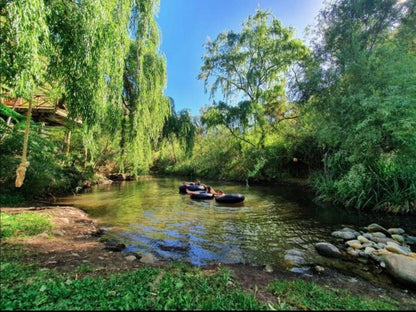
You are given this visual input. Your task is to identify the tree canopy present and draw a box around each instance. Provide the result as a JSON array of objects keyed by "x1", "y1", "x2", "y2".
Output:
[{"x1": 199, "y1": 9, "x2": 308, "y2": 149}]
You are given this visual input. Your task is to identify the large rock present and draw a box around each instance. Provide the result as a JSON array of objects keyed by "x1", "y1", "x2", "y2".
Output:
[
  {"x1": 378, "y1": 252, "x2": 416, "y2": 288},
  {"x1": 315, "y1": 242, "x2": 342, "y2": 258},
  {"x1": 367, "y1": 223, "x2": 391, "y2": 237}
]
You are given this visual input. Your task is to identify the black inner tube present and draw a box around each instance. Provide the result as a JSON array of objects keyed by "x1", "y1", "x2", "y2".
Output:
[{"x1": 215, "y1": 194, "x2": 245, "y2": 203}]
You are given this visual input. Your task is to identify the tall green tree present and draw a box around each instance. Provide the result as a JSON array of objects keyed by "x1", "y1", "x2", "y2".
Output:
[
  {"x1": 118, "y1": 0, "x2": 170, "y2": 175},
  {"x1": 199, "y1": 9, "x2": 308, "y2": 149},
  {"x1": 299, "y1": 0, "x2": 416, "y2": 213},
  {"x1": 198, "y1": 9, "x2": 308, "y2": 182}
]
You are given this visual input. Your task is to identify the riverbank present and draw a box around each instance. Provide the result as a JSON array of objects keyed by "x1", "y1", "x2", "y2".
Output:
[{"x1": 1, "y1": 205, "x2": 416, "y2": 310}]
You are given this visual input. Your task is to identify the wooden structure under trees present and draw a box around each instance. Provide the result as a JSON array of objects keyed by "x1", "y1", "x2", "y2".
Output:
[{"x1": 1, "y1": 94, "x2": 81, "y2": 127}]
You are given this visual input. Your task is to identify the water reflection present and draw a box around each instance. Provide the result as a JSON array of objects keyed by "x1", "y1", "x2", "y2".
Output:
[{"x1": 56, "y1": 176, "x2": 416, "y2": 271}]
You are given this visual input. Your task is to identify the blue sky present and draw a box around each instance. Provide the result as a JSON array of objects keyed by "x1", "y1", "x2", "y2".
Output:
[{"x1": 156, "y1": 0, "x2": 325, "y2": 116}]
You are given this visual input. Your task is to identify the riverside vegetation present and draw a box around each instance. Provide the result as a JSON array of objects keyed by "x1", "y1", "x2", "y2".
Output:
[
  {"x1": 1, "y1": 209, "x2": 411, "y2": 311},
  {"x1": 1, "y1": 0, "x2": 415, "y2": 214}
]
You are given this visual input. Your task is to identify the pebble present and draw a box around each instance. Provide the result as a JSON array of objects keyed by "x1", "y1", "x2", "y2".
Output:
[
  {"x1": 388, "y1": 228, "x2": 405, "y2": 235},
  {"x1": 357, "y1": 235, "x2": 370, "y2": 243},
  {"x1": 372, "y1": 232, "x2": 386, "y2": 238},
  {"x1": 391, "y1": 234, "x2": 404, "y2": 243},
  {"x1": 125, "y1": 255, "x2": 137, "y2": 262},
  {"x1": 346, "y1": 240, "x2": 363, "y2": 249}
]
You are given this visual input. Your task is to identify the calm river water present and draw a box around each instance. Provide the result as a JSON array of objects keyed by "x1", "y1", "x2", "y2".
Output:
[{"x1": 56, "y1": 176, "x2": 416, "y2": 278}]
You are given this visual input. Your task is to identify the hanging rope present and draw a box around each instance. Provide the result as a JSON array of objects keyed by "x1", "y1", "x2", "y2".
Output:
[{"x1": 15, "y1": 97, "x2": 32, "y2": 188}]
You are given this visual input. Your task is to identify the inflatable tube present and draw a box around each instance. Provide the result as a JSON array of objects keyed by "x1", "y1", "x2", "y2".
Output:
[
  {"x1": 179, "y1": 184, "x2": 206, "y2": 194},
  {"x1": 215, "y1": 193, "x2": 245, "y2": 204},
  {"x1": 190, "y1": 192, "x2": 214, "y2": 200}
]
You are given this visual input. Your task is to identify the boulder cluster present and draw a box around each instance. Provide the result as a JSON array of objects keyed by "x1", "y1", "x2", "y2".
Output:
[{"x1": 315, "y1": 223, "x2": 416, "y2": 288}]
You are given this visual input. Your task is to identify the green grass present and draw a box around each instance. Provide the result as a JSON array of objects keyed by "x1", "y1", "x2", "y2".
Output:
[
  {"x1": 267, "y1": 279, "x2": 399, "y2": 310},
  {"x1": 0, "y1": 256, "x2": 263, "y2": 311},
  {"x1": 0, "y1": 212, "x2": 53, "y2": 239}
]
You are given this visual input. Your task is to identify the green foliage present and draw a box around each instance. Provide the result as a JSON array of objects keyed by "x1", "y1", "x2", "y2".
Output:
[
  {"x1": 0, "y1": 0, "x2": 49, "y2": 98},
  {"x1": 0, "y1": 258, "x2": 264, "y2": 311},
  {"x1": 0, "y1": 104, "x2": 24, "y2": 123},
  {"x1": 267, "y1": 279, "x2": 398, "y2": 310},
  {"x1": 199, "y1": 9, "x2": 308, "y2": 150},
  {"x1": 299, "y1": 0, "x2": 416, "y2": 213},
  {"x1": 0, "y1": 123, "x2": 87, "y2": 202},
  {"x1": 0, "y1": 212, "x2": 52, "y2": 239},
  {"x1": 117, "y1": 0, "x2": 170, "y2": 176}
]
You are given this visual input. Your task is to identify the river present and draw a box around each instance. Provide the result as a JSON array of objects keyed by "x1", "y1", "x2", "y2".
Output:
[{"x1": 55, "y1": 175, "x2": 416, "y2": 283}]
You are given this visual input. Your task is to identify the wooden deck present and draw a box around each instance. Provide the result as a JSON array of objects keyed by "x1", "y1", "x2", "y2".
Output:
[{"x1": 1, "y1": 95, "x2": 81, "y2": 126}]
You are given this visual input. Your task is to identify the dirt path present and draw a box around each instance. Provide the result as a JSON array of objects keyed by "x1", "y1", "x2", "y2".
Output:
[{"x1": 2, "y1": 206, "x2": 415, "y2": 309}]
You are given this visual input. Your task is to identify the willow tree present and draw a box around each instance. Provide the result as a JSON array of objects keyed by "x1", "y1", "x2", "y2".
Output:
[
  {"x1": 199, "y1": 9, "x2": 308, "y2": 149},
  {"x1": 198, "y1": 9, "x2": 308, "y2": 182},
  {"x1": 159, "y1": 97, "x2": 196, "y2": 163},
  {"x1": 45, "y1": 0, "x2": 132, "y2": 167},
  {"x1": 119, "y1": 0, "x2": 170, "y2": 175},
  {"x1": 0, "y1": 0, "x2": 49, "y2": 187}
]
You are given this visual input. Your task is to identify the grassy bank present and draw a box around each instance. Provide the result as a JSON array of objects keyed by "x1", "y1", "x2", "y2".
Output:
[{"x1": 0, "y1": 211, "x2": 402, "y2": 310}]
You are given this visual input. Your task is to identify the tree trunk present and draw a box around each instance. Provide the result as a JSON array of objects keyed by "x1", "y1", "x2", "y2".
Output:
[{"x1": 64, "y1": 130, "x2": 71, "y2": 157}]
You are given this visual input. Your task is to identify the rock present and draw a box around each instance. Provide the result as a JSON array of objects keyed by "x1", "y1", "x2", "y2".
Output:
[
  {"x1": 315, "y1": 242, "x2": 342, "y2": 258},
  {"x1": 363, "y1": 233, "x2": 373, "y2": 240},
  {"x1": 375, "y1": 242, "x2": 386, "y2": 249},
  {"x1": 372, "y1": 232, "x2": 386, "y2": 238},
  {"x1": 357, "y1": 235, "x2": 370, "y2": 243},
  {"x1": 332, "y1": 231, "x2": 356, "y2": 240},
  {"x1": 104, "y1": 243, "x2": 126, "y2": 252},
  {"x1": 346, "y1": 240, "x2": 363, "y2": 249},
  {"x1": 340, "y1": 227, "x2": 361, "y2": 236},
  {"x1": 404, "y1": 234, "x2": 416, "y2": 245},
  {"x1": 92, "y1": 228, "x2": 106, "y2": 237},
  {"x1": 284, "y1": 254, "x2": 307, "y2": 265},
  {"x1": 347, "y1": 247, "x2": 359, "y2": 257},
  {"x1": 52, "y1": 229, "x2": 65, "y2": 236},
  {"x1": 388, "y1": 228, "x2": 405, "y2": 235},
  {"x1": 367, "y1": 223, "x2": 391, "y2": 237},
  {"x1": 364, "y1": 246, "x2": 376, "y2": 255},
  {"x1": 125, "y1": 255, "x2": 137, "y2": 262},
  {"x1": 391, "y1": 234, "x2": 405, "y2": 243},
  {"x1": 386, "y1": 242, "x2": 411, "y2": 256},
  {"x1": 377, "y1": 252, "x2": 416, "y2": 288},
  {"x1": 284, "y1": 249, "x2": 307, "y2": 265},
  {"x1": 371, "y1": 237, "x2": 396, "y2": 245},
  {"x1": 140, "y1": 253, "x2": 157, "y2": 264}
]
